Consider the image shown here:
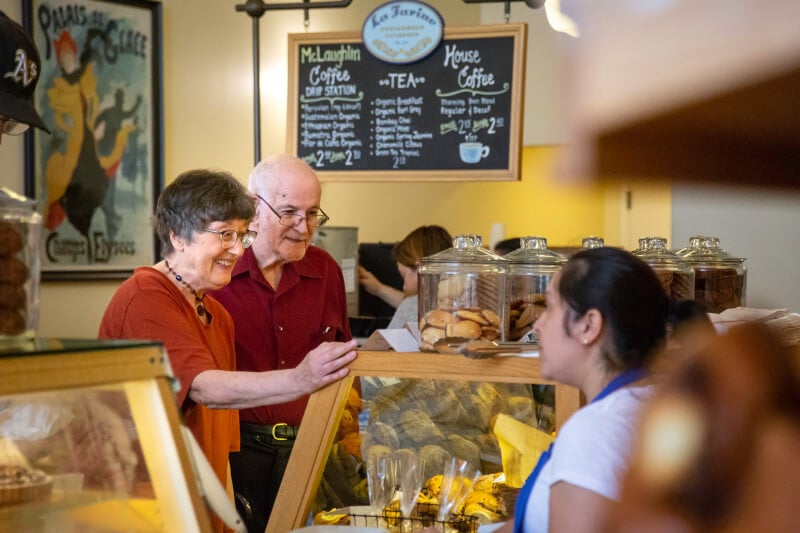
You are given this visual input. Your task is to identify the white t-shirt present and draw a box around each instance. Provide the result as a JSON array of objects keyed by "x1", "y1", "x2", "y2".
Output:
[
  {"x1": 520, "y1": 384, "x2": 653, "y2": 533},
  {"x1": 388, "y1": 295, "x2": 417, "y2": 329}
]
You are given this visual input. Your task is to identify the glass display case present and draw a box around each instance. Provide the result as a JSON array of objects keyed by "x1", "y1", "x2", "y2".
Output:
[
  {"x1": 266, "y1": 351, "x2": 582, "y2": 533},
  {"x1": 0, "y1": 339, "x2": 214, "y2": 533}
]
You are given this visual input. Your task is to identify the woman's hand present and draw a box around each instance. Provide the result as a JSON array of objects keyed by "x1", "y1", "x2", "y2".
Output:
[
  {"x1": 358, "y1": 266, "x2": 404, "y2": 307},
  {"x1": 358, "y1": 266, "x2": 383, "y2": 295},
  {"x1": 293, "y1": 339, "x2": 358, "y2": 396}
]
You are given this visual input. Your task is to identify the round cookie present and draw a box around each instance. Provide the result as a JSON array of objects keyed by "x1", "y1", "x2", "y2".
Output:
[
  {"x1": 0, "y1": 221, "x2": 24, "y2": 256},
  {"x1": 0, "y1": 308, "x2": 26, "y2": 335},
  {"x1": 0, "y1": 257, "x2": 28, "y2": 284},
  {"x1": 0, "y1": 283, "x2": 26, "y2": 309}
]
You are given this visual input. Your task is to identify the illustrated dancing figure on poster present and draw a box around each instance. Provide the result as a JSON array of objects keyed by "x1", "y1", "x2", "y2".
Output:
[
  {"x1": 95, "y1": 87, "x2": 142, "y2": 239},
  {"x1": 43, "y1": 28, "x2": 137, "y2": 254}
]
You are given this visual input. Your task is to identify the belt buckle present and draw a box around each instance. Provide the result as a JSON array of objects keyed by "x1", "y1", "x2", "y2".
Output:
[{"x1": 271, "y1": 423, "x2": 289, "y2": 441}]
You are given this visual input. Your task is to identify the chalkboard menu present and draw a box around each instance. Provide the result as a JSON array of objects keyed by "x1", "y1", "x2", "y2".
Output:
[{"x1": 286, "y1": 24, "x2": 527, "y2": 181}]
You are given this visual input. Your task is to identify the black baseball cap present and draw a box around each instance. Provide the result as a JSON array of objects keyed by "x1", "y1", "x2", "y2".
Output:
[{"x1": 0, "y1": 11, "x2": 50, "y2": 133}]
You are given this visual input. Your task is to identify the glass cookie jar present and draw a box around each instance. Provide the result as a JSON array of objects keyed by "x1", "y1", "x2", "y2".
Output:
[
  {"x1": 0, "y1": 188, "x2": 42, "y2": 346},
  {"x1": 417, "y1": 234, "x2": 509, "y2": 352},
  {"x1": 677, "y1": 236, "x2": 746, "y2": 313},
  {"x1": 504, "y1": 237, "x2": 567, "y2": 341},
  {"x1": 632, "y1": 237, "x2": 695, "y2": 301}
]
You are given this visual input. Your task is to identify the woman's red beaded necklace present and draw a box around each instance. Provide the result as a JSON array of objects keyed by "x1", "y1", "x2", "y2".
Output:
[{"x1": 164, "y1": 259, "x2": 209, "y2": 319}]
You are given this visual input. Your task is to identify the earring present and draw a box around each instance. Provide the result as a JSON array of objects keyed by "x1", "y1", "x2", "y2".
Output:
[{"x1": 582, "y1": 338, "x2": 589, "y2": 345}]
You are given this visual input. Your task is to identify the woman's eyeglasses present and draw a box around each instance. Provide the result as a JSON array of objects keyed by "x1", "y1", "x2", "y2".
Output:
[{"x1": 204, "y1": 228, "x2": 257, "y2": 249}]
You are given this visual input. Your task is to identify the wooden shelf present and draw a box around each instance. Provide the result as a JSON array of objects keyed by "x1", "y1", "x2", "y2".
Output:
[{"x1": 559, "y1": 0, "x2": 800, "y2": 187}]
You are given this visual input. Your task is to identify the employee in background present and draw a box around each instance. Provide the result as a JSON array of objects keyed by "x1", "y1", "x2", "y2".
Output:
[
  {"x1": 210, "y1": 155, "x2": 354, "y2": 533},
  {"x1": 495, "y1": 246, "x2": 670, "y2": 533},
  {"x1": 99, "y1": 169, "x2": 357, "y2": 533},
  {"x1": 359, "y1": 225, "x2": 452, "y2": 329},
  {"x1": 0, "y1": 11, "x2": 51, "y2": 143},
  {"x1": 494, "y1": 237, "x2": 522, "y2": 256}
]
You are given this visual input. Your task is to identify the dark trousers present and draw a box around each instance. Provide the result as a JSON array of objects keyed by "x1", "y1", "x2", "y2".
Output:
[{"x1": 230, "y1": 423, "x2": 296, "y2": 533}]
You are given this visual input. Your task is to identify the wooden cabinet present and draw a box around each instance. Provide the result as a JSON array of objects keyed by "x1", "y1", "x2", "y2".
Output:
[
  {"x1": 0, "y1": 339, "x2": 214, "y2": 532},
  {"x1": 559, "y1": 0, "x2": 800, "y2": 187},
  {"x1": 266, "y1": 351, "x2": 581, "y2": 533}
]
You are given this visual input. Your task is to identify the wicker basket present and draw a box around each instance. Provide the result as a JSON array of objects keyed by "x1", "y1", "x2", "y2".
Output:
[{"x1": 349, "y1": 502, "x2": 478, "y2": 532}]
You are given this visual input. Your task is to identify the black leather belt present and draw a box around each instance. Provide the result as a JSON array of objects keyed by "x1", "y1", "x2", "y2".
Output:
[{"x1": 240, "y1": 421, "x2": 299, "y2": 441}]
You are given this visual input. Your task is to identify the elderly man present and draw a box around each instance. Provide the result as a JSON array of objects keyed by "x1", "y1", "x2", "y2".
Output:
[
  {"x1": 0, "y1": 11, "x2": 51, "y2": 143},
  {"x1": 211, "y1": 155, "x2": 353, "y2": 532}
]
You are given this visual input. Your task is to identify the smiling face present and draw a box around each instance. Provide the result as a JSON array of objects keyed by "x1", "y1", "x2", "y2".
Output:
[
  {"x1": 534, "y1": 271, "x2": 586, "y2": 384},
  {"x1": 250, "y1": 157, "x2": 322, "y2": 266},
  {"x1": 172, "y1": 218, "x2": 251, "y2": 292}
]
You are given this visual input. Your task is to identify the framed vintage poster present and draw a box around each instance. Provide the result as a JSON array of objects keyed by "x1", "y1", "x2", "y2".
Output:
[{"x1": 23, "y1": 0, "x2": 163, "y2": 280}]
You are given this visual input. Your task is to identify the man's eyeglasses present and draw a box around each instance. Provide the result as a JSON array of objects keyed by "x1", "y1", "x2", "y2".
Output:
[
  {"x1": 204, "y1": 228, "x2": 257, "y2": 249},
  {"x1": 0, "y1": 115, "x2": 29, "y2": 135},
  {"x1": 256, "y1": 194, "x2": 329, "y2": 228}
]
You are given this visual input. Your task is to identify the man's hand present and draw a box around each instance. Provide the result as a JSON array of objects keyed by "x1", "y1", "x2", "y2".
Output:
[{"x1": 294, "y1": 339, "x2": 358, "y2": 395}]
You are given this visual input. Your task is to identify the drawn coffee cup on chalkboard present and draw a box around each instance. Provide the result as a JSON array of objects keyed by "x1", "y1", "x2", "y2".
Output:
[{"x1": 459, "y1": 141, "x2": 490, "y2": 164}]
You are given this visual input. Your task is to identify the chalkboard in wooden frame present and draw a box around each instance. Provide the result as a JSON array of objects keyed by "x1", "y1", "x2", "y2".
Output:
[{"x1": 286, "y1": 24, "x2": 527, "y2": 181}]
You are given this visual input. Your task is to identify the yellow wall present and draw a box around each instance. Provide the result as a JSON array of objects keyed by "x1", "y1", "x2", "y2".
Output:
[
  {"x1": 601, "y1": 179, "x2": 673, "y2": 251},
  {"x1": 0, "y1": 0, "x2": 669, "y2": 338},
  {"x1": 321, "y1": 145, "x2": 607, "y2": 246}
]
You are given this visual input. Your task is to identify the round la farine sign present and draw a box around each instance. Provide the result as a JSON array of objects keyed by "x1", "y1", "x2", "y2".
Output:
[{"x1": 362, "y1": 0, "x2": 444, "y2": 64}]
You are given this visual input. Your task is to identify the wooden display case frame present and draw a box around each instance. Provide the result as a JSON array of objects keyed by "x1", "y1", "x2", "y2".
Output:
[
  {"x1": 0, "y1": 340, "x2": 214, "y2": 532},
  {"x1": 267, "y1": 351, "x2": 582, "y2": 533}
]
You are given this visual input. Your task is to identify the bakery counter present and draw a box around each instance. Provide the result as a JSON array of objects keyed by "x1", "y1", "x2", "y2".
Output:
[
  {"x1": 267, "y1": 351, "x2": 582, "y2": 533},
  {"x1": 0, "y1": 339, "x2": 214, "y2": 532}
]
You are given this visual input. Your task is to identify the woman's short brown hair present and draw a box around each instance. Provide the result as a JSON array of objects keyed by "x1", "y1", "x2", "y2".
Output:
[{"x1": 153, "y1": 169, "x2": 255, "y2": 256}]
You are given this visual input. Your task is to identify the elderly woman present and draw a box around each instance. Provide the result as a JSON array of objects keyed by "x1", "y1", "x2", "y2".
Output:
[
  {"x1": 489, "y1": 246, "x2": 670, "y2": 533},
  {"x1": 98, "y1": 169, "x2": 356, "y2": 531}
]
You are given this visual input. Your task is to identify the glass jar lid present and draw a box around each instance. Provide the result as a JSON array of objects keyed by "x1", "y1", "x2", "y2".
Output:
[
  {"x1": 505, "y1": 236, "x2": 567, "y2": 265},
  {"x1": 0, "y1": 187, "x2": 41, "y2": 224},
  {"x1": 582, "y1": 236, "x2": 605, "y2": 248},
  {"x1": 418, "y1": 234, "x2": 508, "y2": 272},
  {"x1": 678, "y1": 235, "x2": 745, "y2": 265},
  {"x1": 632, "y1": 236, "x2": 692, "y2": 270},
  {"x1": 675, "y1": 235, "x2": 708, "y2": 256}
]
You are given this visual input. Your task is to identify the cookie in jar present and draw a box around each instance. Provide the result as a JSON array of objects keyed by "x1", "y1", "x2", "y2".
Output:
[
  {"x1": 632, "y1": 237, "x2": 695, "y2": 301},
  {"x1": 0, "y1": 188, "x2": 43, "y2": 343},
  {"x1": 677, "y1": 235, "x2": 746, "y2": 313},
  {"x1": 0, "y1": 223, "x2": 30, "y2": 337},
  {"x1": 504, "y1": 237, "x2": 566, "y2": 341}
]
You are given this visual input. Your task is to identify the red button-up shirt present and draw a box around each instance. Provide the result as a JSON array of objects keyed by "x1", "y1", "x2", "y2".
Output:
[{"x1": 211, "y1": 246, "x2": 352, "y2": 425}]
